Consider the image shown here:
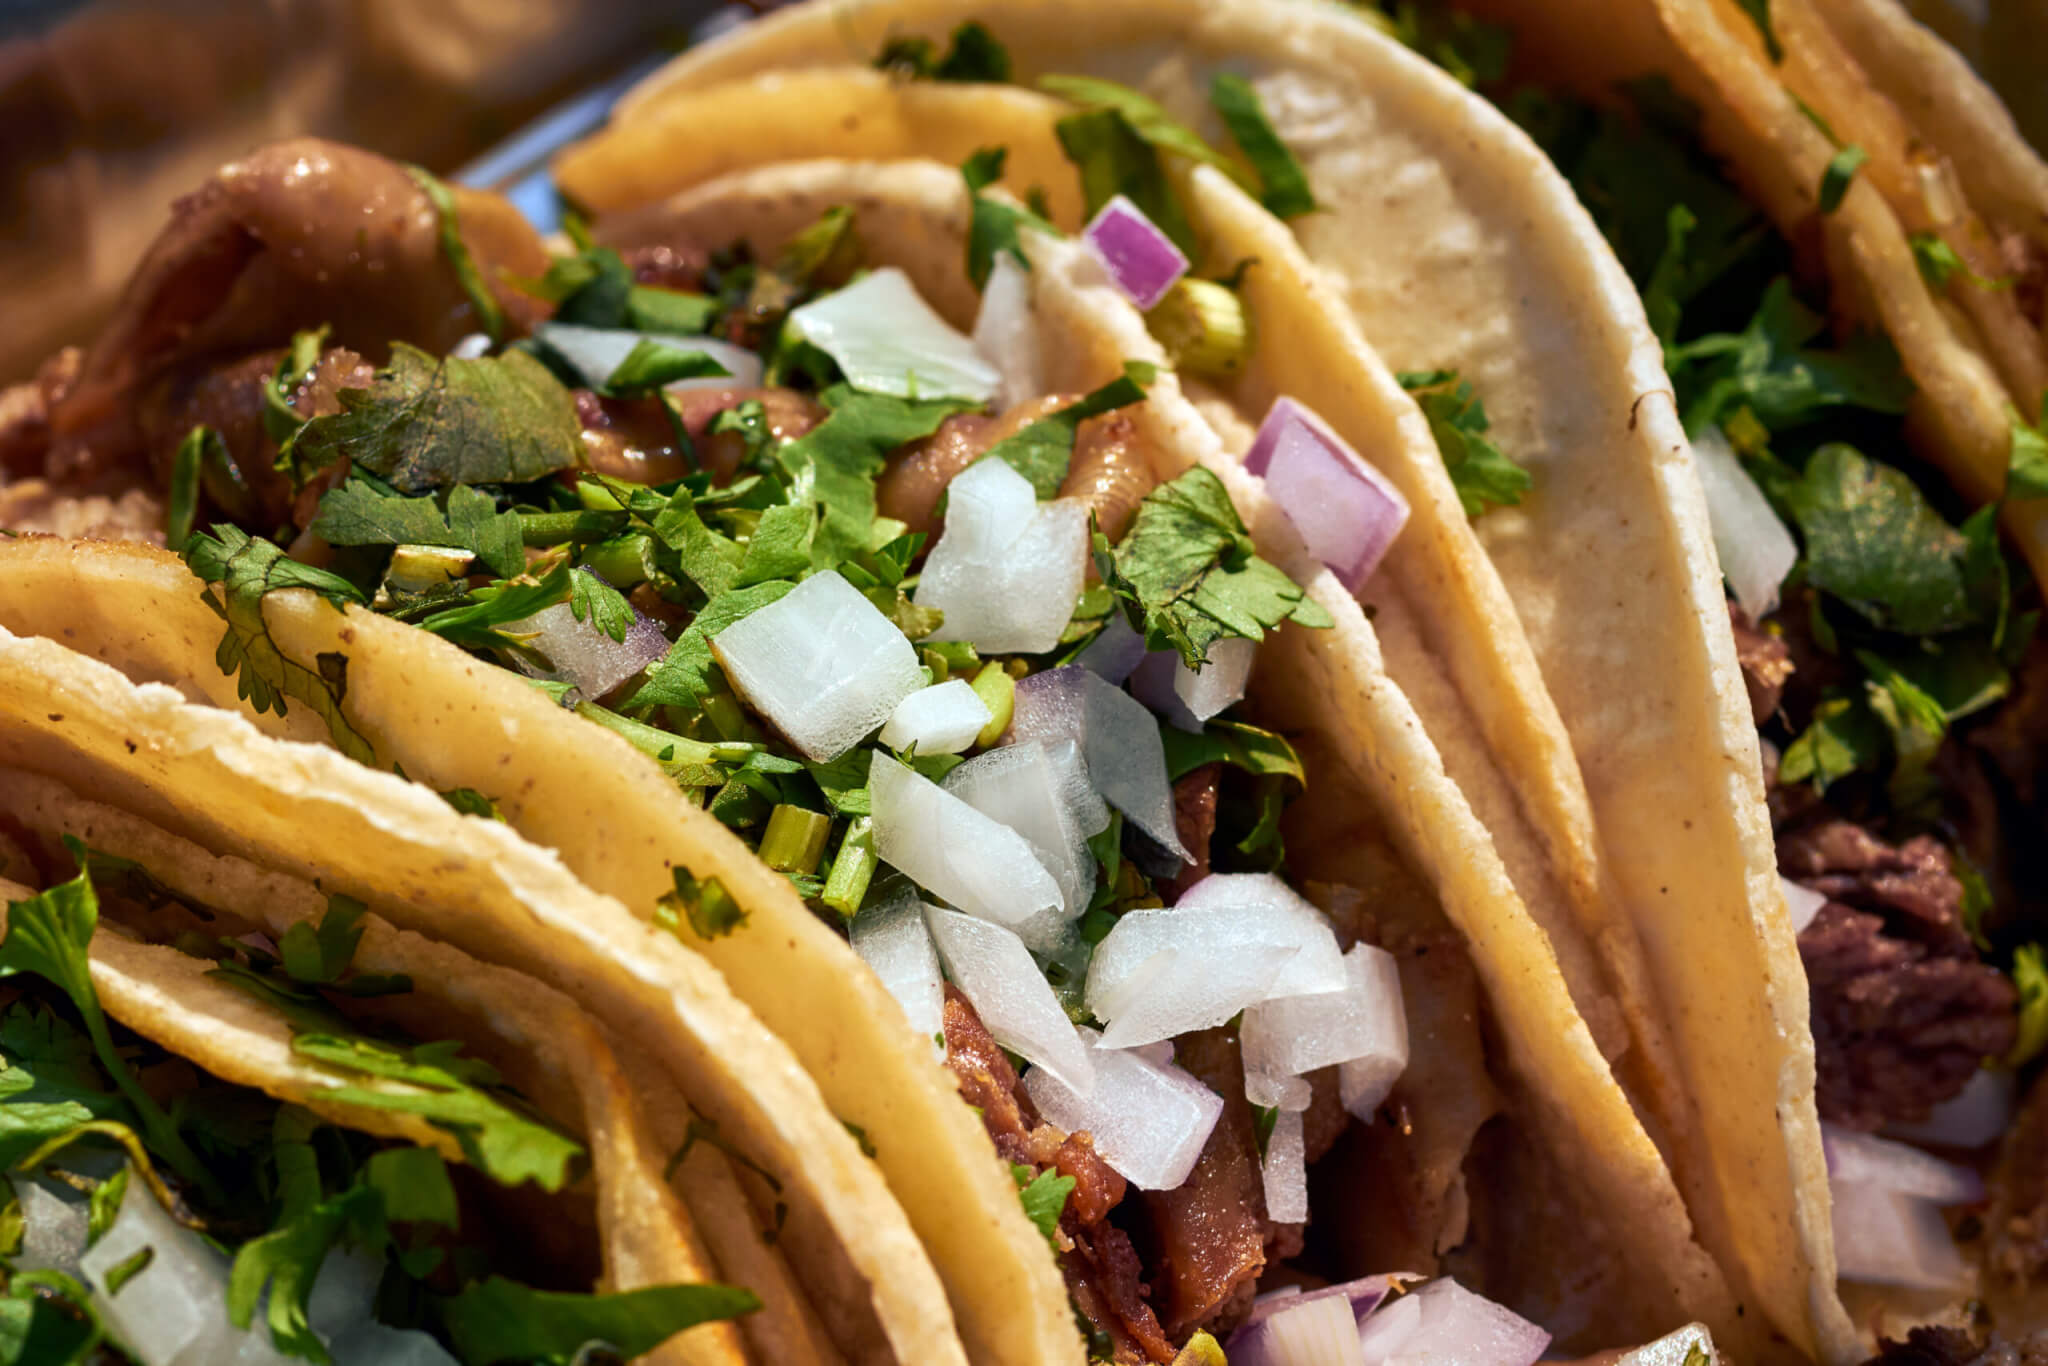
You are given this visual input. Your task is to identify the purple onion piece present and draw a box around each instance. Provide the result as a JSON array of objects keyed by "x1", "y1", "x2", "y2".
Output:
[
  {"x1": 1080, "y1": 194, "x2": 1190, "y2": 312},
  {"x1": 1245, "y1": 396, "x2": 1410, "y2": 591},
  {"x1": 1129, "y1": 651, "x2": 1203, "y2": 733}
]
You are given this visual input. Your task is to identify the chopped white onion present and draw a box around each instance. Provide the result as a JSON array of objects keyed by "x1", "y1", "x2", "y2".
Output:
[
  {"x1": 1129, "y1": 650, "x2": 1206, "y2": 734},
  {"x1": 916, "y1": 459, "x2": 1090, "y2": 653},
  {"x1": 786, "y1": 266, "x2": 1000, "y2": 403},
  {"x1": 534, "y1": 321, "x2": 762, "y2": 392},
  {"x1": 1781, "y1": 876, "x2": 1828, "y2": 935},
  {"x1": 1073, "y1": 613, "x2": 1147, "y2": 684},
  {"x1": 1244, "y1": 943, "x2": 1408, "y2": 1092},
  {"x1": 1008, "y1": 666, "x2": 1190, "y2": 861},
  {"x1": 878, "y1": 678, "x2": 992, "y2": 755},
  {"x1": 870, "y1": 753, "x2": 1067, "y2": 950},
  {"x1": 1084, "y1": 905, "x2": 1302, "y2": 1047},
  {"x1": 851, "y1": 878, "x2": 946, "y2": 1059},
  {"x1": 1023, "y1": 1026, "x2": 1223, "y2": 1189},
  {"x1": 943, "y1": 739, "x2": 1104, "y2": 917},
  {"x1": 448, "y1": 331, "x2": 492, "y2": 360},
  {"x1": 1341, "y1": 1051, "x2": 1403, "y2": 1123},
  {"x1": 1355, "y1": 1278, "x2": 1551, "y2": 1366},
  {"x1": 1262, "y1": 1108, "x2": 1309, "y2": 1224},
  {"x1": 1228, "y1": 1277, "x2": 1413, "y2": 1366},
  {"x1": 1831, "y1": 1183, "x2": 1971, "y2": 1291},
  {"x1": 1614, "y1": 1324, "x2": 1718, "y2": 1366},
  {"x1": 1244, "y1": 397, "x2": 1410, "y2": 592},
  {"x1": 505, "y1": 568, "x2": 669, "y2": 701},
  {"x1": 1174, "y1": 635, "x2": 1258, "y2": 722},
  {"x1": 1822, "y1": 1125, "x2": 1984, "y2": 1203},
  {"x1": 1889, "y1": 1068, "x2": 2014, "y2": 1150},
  {"x1": 1692, "y1": 424, "x2": 1798, "y2": 622},
  {"x1": 1174, "y1": 874, "x2": 1350, "y2": 999},
  {"x1": 925, "y1": 906, "x2": 1093, "y2": 1094},
  {"x1": 1247, "y1": 1067, "x2": 1313, "y2": 1112},
  {"x1": 972, "y1": 252, "x2": 1044, "y2": 410},
  {"x1": 710, "y1": 571, "x2": 924, "y2": 762},
  {"x1": 1080, "y1": 194, "x2": 1190, "y2": 312},
  {"x1": 1131, "y1": 1039, "x2": 1176, "y2": 1068}
]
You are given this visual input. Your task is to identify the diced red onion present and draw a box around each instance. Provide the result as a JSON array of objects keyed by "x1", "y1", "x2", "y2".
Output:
[
  {"x1": 535, "y1": 321, "x2": 761, "y2": 392},
  {"x1": 915, "y1": 459, "x2": 1090, "y2": 654},
  {"x1": 1692, "y1": 424, "x2": 1797, "y2": 622},
  {"x1": 1080, "y1": 194, "x2": 1189, "y2": 313},
  {"x1": 1888, "y1": 1068, "x2": 2014, "y2": 1150},
  {"x1": 1228, "y1": 1280, "x2": 1356, "y2": 1366},
  {"x1": 1822, "y1": 1125, "x2": 1984, "y2": 1203},
  {"x1": 786, "y1": 266, "x2": 1000, "y2": 403},
  {"x1": 506, "y1": 568, "x2": 669, "y2": 702},
  {"x1": 1235, "y1": 1277, "x2": 1410, "y2": 1335},
  {"x1": 924, "y1": 905, "x2": 1094, "y2": 1094},
  {"x1": 1084, "y1": 906, "x2": 1301, "y2": 1047},
  {"x1": 972, "y1": 252, "x2": 1044, "y2": 410},
  {"x1": 943, "y1": 739, "x2": 1104, "y2": 918},
  {"x1": 878, "y1": 678, "x2": 991, "y2": 756},
  {"x1": 1831, "y1": 1183, "x2": 1970, "y2": 1291},
  {"x1": 869, "y1": 753, "x2": 1066, "y2": 951},
  {"x1": 1244, "y1": 943, "x2": 1407, "y2": 1091},
  {"x1": 1022, "y1": 1026, "x2": 1223, "y2": 1189},
  {"x1": 1129, "y1": 650, "x2": 1205, "y2": 733},
  {"x1": 1073, "y1": 613, "x2": 1147, "y2": 684},
  {"x1": 1174, "y1": 636, "x2": 1257, "y2": 722},
  {"x1": 1174, "y1": 874, "x2": 1349, "y2": 999},
  {"x1": 850, "y1": 879, "x2": 946, "y2": 1060},
  {"x1": 710, "y1": 570, "x2": 925, "y2": 762},
  {"x1": 1355, "y1": 1278, "x2": 1550, "y2": 1366},
  {"x1": 1262, "y1": 1108, "x2": 1308, "y2": 1223},
  {"x1": 1009, "y1": 666, "x2": 1190, "y2": 861},
  {"x1": 1781, "y1": 876, "x2": 1828, "y2": 935},
  {"x1": 1244, "y1": 397, "x2": 1410, "y2": 592}
]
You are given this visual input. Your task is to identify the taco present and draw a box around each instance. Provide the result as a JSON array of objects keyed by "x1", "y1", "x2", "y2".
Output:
[{"x1": 0, "y1": 130, "x2": 1733, "y2": 1360}]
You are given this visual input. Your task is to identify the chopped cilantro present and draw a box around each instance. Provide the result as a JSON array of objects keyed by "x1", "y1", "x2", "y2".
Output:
[
  {"x1": 2008, "y1": 400, "x2": 2048, "y2": 501},
  {"x1": 963, "y1": 147, "x2": 1061, "y2": 290},
  {"x1": 84, "y1": 1165, "x2": 128, "y2": 1247},
  {"x1": 979, "y1": 361, "x2": 1156, "y2": 497},
  {"x1": 1818, "y1": 144, "x2": 1867, "y2": 214},
  {"x1": 413, "y1": 558, "x2": 574, "y2": 654},
  {"x1": 1910, "y1": 232, "x2": 2011, "y2": 295},
  {"x1": 775, "y1": 387, "x2": 979, "y2": 566},
  {"x1": 632, "y1": 580, "x2": 796, "y2": 714},
  {"x1": 441, "y1": 1275, "x2": 760, "y2": 1366},
  {"x1": 164, "y1": 425, "x2": 212, "y2": 552},
  {"x1": 1096, "y1": 466, "x2": 1333, "y2": 669},
  {"x1": 600, "y1": 339, "x2": 730, "y2": 396},
  {"x1": 289, "y1": 344, "x2": 581, "y2": 494},
  {"x1": 1209, "y1": 74, "x2": 1320, "y2": 219},
  {"x1": 568, "y1": 567, "x2": 635, "y2": 644},
  {"x1": 263, "y1": 326, "x2": 331, "y2": 446},
  {"x1": 441, "y1": 787, "x2": 502, "y2": 820},
  {"x1": 1056, "y1": 107, "x2": 1197, "y2": 254},
  {"x1": 404, "y1": 166, "x2": 505, "y2": 345},
  {"x1": 102, "y1": 1244, "x2": 152, "y2": 1296},
  {"x1": 1010, "y1": 1163, "x2": 1074, "y2": 1249},
  {"x1": 1671, "y1": 279, "x2": 1912, "y2": 436},
  {"x1": 1252, "y1": 1103, "x2": 1279, "y2": 1157},
  {"x1": 1398, "y1": 369, "x2": 1531, "y2": 516},
  {"x1": 1356, "y1": 2, "x2": 1511, "y2": 86},
  {"x1": 227, "y1": 1176, "x2": 384, "y2": 1359},
  {"x1": 875, "y1": 20, "x2": 1012, "y2": 82},
  {"x1": 656, "y1": 868, "x2": 747, "y2": 940},
  {"x1": 1737, "y1": 0, "x2": 1783, "y2": 61},
  {"x1": 312, "y1": 476, "x2": 525, "y2": 578},
  {"x1": 1040, "y1": 75, "x2": 1245, "y2": 184},
  {"x1": 2009, "y1": 944, "x2": 2048, "y2": 1068},
  {"x1": 1778, "y1": 693, "x2": 1887, "y2": 791}
]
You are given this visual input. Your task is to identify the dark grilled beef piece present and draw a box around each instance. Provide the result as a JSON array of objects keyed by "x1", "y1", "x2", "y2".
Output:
[
  {"x1": 1162, "y1": 764, "x2": 1221, "y2": 903},
  {"x1": 1866, "y1": 1326, "x2": 2048, "y2": 1366},
  {"x1": 1729, "y1": 601, "x2": 1794, "y2": 723}
]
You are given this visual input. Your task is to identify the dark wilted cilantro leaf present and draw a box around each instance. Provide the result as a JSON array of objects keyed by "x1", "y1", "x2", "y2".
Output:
[
  {"x1": 963, "y1": 147, "x2": 1061, "y2": 290},
  {"x1": 1055, "y1": 107, "x2": 1196, "y2": 254},
  {"x1": 1209, "y1": 74, "x2": 1319, "y2": 219},
  {"x1": 1358, "y1": 2, "x2": 1511, "y2": 86},
  {"x1": 441, "y1": 1276, "x2": 760, "y2": 1366},
  {"x1": 311, "y1": 478, "x2": 525, "y2": 578},
  {"x1": 876, "y1": 20, "x2": 1012, "y2": 81},
  {"x1": 1672, "y1": 279, "x2": 1912, "y2": 435},
  {"x1": 979, "y1": 361, "x2": 1155, "y2": 497},
  {"x1": 1096, "y1": 466, "x2": 1332, "y2": 669},
  {"x1": 1398, "y1": 369, "x2": 1531, "y2": 517},
  {"x1": 182, "y1": 527, "x2": 375, "y2": 764},
  {"x1": 1011, "y1": 1163, "x2": 1074, "y2": 1249},
  {"x1": 405, "y1": 166, "x2": 505, "y2": 345},
  {"x1": 289, "y1": 344, "x2": 580, "y2": 494}
]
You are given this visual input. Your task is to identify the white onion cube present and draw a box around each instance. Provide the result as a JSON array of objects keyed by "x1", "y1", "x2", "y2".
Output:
[
  {"x1": 1023, "y1": 1026, "x2": 1222, "y2": 1189},
  {"x1": 926, "y1": 906, "x2": 1093, "y2": 1094},
  {"x1": 1782, "y1": 876, "x2": 1828, "y2": 935},
  {"x1": 1173, "y1": 636, "x2": 1257, "y2": 722},
  {"x1": 1262, "y1": 1108, "x2": 1308, "y2": 1223},
  {"x1": 1831, "y1": 1184, "x2": 1970, "y2": 1291},
  {"x1": 1086, "y1": 907, "x2": 1300, "y2": 1048},
  {"x1": 1247, "y1": 1068, "x2": 1313, "y2": 1111},
  {"x1": 1356, "y1": 1278, "x2": 1551, "y2": 1366},
  {"x1": 787, "y1": 267, "x2": 1000, "y2": 403},
  {"x1": 945, "y1": 740, "x2": 1102, "y2": 916},
  {"x1": 973, "y1": 252, "x2": 1044, "y2": 410},
  {"x1": 916, "y1": 459, "x2": 1089, "y2": 653},
  {"x1": 1250, "y1": 1292, "x2": 1365, "y2": 1366},
  {"x1": 1822, "y1": 1125, "x2": 1984, "y2": 1203},
  {"x1": 879, "y1": 679, "x2": 992, "y2": 756},
  {"x1": 505, "y1": 570, "x2": 669, "y2": 701},
  {"x1": 1694, "y1": 424, "x2": 1798, "y2": 622},
  {"x1": 1011, "y1": 666, "x2": 1189, "y2": 861},
  {"x1": 852, "y1": 879, "x2": 946, "y2": 1059},
  {"x1": 711, "y1": 571, "x2": 924, "y2": 762},
  {"x1": 869, "y1": 754, "x2": 1066, "y2": 950},
  {"x1": 1173, "y1": 874, "x2": 1349, "y2": 999},
  {"x1": 1243, "y1": 943, "x2": 1408, "y2": 1086}
]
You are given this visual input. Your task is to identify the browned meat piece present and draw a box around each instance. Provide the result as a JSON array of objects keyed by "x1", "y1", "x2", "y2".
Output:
[
  {"x1": 0, "y1": 481, "x2": 165, "y2": 542},
  {"x1": 1865, "y1": 1326, "x2": 2048, "y2": 1366},
  {"x1": 44, "y1": 139, "x2": 548, "y2": 485},
  {"x1": 1771, "y1": 585, "x2": 1851, "y2": 727},
  {"x1": 0, "y1": 348, "x2": 79, "y2": 477},
  {"x1": 582, "y1": 385, "x2": 826, "y2": 487},
  {"x1": 1052, "y1": 1131, "x2": 1127, "y2": 1228},
  {"x1": 1163, "y1": 764, "x2": 1221, "y2": 903},
  {"x1": 1728, "y1": 600, "x2": 1794, "y2": 723},
  {"x1": 622, "y1": 242, "x2": 711, "y2": 293},
  {"x1": 940, "y1": 985, "x2": 1037, "y2": 1165},
  {"x1": 1782, "y1": 821, "x2": 1975, "y2": 953},
  {"x1": 1059, "y1": 411, "x2": 1159, "y2": 544},
  {"x1": 1987, "y1": 1068, "x2": 2048, "y2": 1284},
  {"x1": 1065, "y1": 1223, "x2": 1175, "y2": 1365},
  {"x1": 2001, "y1": 228, "x2": 2048, "y2": 330},
  {"x1": 1798, "y1": 902, "x2": 2015, "y2": 1129}
]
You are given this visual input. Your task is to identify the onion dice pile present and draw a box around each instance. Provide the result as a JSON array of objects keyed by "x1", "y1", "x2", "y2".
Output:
[
  {"x1": 1225, "y1": 1276, "x2": 1550, "y2": 1366},
  {"x1": 1823, "y1": 1123, "x2": 1982, "y2": 1290}
]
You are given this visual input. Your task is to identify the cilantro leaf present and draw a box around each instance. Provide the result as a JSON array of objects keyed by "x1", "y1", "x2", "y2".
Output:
[
  {"x1": 1672, "y1": 279, "x2": 1912, "y2": 435},
  {"x1": 289, "y1": 344, "x2": 581, "y2": 494},
  {"x1": 365, "y1": 1145, "x2": 459, "y2": 1228},
  {"x1": 183, "y1": 527, "x2": 375, "y2": 762},
  {"x1": 656, "y1": 869, "x2": 747, "y2": 940},
  {"x1": 406, "y1": 166, "x2": 505, "y2": 345},
  {"x1": 1096, "y1": 466, "x2": 1331, "y2": 668},
  {"x1": 979, "y1": 361, "x2": 1155, "y2": 497},
  {"x1": 876, "y1": 20, "x2": 1011, "y2": 82},
  {"x1": 2008, "y1": 399, "x2": 2048, "y2": 501},
  {"x1": 776, "y1": 388, "x2": 980, "y2": 566},
  {"x1": 1158, "y1": 718, "x2": 1306, "y2": 861},
  {"x1": 1818, "y1": 144, "x2": 1867, "y2": 215},
  {"x1": 1209, "y1": 74, "x2": 1319, "y2": 219},
  {"x1": 1737, "y1": 0, "x2": 1783, "y2": 61},
  {"x1": 601, "y1": 339, "x2": 730, "y2": 397},
  {"x1": 1055, "y1": 108, "x2": 1196, "y2": 254},
  {"x1": 164, "y1": 425, "x2": 210, "y2": 553},
  {"x1": 312, "y1": 478, "x2": 524, "y2": 578},
  {"x1": 1357, "y1": 2, "x2": 1511, "y2": 86},
  {"x1": 1779, "y1": 692, "x2": 1888, "y2": 791},
  {"x1": 414, "y1": 559, "x2": 574, "y2": 652},
  {"x1": 632, "y1": 580, "x2": 797, "y2": 713},
  {"x1": 0, "y1": 1004, "x2": 122, "y2": 1169},
  {"x1": 1397, "y1": 369, "x2": 1531, "y2": 516},
  {"x1": 734, "y1": 504, "x2": 816, "y2": 588},
  {"x1": 1010, "y1": 1163, "x2": 1074, "y2": 1250},
  {"x1": 963, "y1": 148, "x2": 1062, "y2": 290},
  {"x1": 569, "y1": 567, "x2": 635, "y2": 644},
  {"x1": 228, "y1": 1179, "x2": 383, "y2": 1362},
  {"x1": 1040, "y1": 75, "x2": 1245, "y2": 183},
  {"x1": 441, "y1": 1275, "x2": 760, "y2": 1366}
]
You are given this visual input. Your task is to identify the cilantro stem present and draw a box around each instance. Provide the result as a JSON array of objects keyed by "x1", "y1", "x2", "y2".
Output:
[
  {"x1": 821, "y1": 818, "x2": 876, "y2": 917},
  {"x1": 74, "y1": 979, "x2": 222, "y2": 1207},
  {"x1": 573, "y1": 702, "x2": 754, "y2": 769},
  {"x1": 760, "y1": 806, "x2": 832, "y2": 876},
  {"x1": 517, "y1": 510, "x2": 630, "y2": 546}
]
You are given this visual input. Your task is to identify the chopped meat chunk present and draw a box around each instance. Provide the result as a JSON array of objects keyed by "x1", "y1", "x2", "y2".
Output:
[
  {"x1": 1163, "y1": 764, "x2": 1220, "y2": 903},
  {"x1": 621, "y1": 242, "x2": 710, "y2": 293},
  {"x1": 1728, "y1": 600, "x2": 1793, "y2": 723},
  {"x1": 1866, "y1": 1326, "x2": 2048, "y2": 1366}
]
